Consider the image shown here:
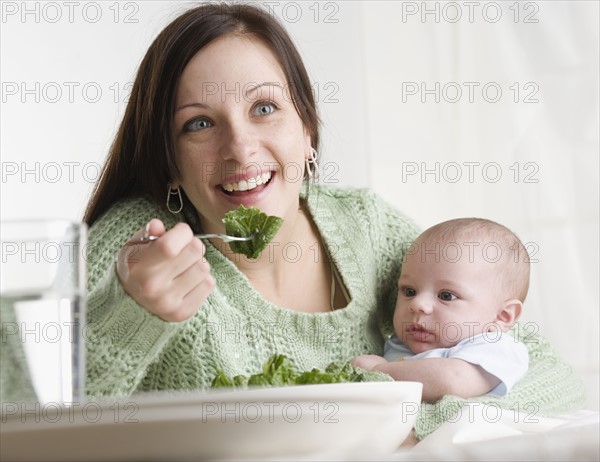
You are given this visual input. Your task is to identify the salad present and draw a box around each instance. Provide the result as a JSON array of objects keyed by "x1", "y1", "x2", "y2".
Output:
[
  {"x1": 211, "y1": 354, "x2": 392, "y2": 389},
  {"x1": 223, "y1": 205, "x2": 284, "y2": 259}
]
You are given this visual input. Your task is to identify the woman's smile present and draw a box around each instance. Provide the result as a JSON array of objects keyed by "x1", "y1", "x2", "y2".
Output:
[
  {"x1": 172, "y1": 34, "x2": 312, "y2": 232},
  {"x1": 218, "y1": 170, "x2": 276, "y2": 207},
  {"x1": 221, "y1": 170, "x2": 273, "y2": 193}
]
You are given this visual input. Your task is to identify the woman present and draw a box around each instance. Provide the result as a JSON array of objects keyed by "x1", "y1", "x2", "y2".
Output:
[{"x1": 83, "y1": 3, "x2": 583, "y2": 440}]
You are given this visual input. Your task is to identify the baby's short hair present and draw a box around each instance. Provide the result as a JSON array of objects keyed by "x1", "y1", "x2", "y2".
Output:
[{"x1": 416, "y1": 218, "x2": 531, "y2": 302}]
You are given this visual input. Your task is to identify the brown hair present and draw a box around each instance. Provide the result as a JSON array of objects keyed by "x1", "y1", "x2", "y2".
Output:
[
  {"x1": 83, "y1": 2, "x2": 320, "y2": 226},
  {"x1": 415, "y1": 218, "x2": 531, "y2": 302}
]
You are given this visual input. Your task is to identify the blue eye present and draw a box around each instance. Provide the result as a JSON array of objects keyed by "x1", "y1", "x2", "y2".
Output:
[
  {"x1": 253, "y1": 101, "x2": 276, "y2": 116},
  {"x1": 438, "y1": 291, "x2": 457, "y2": 301},
  {"x1": 184, "y1": 118, "x2": 212, "y2": 132}
]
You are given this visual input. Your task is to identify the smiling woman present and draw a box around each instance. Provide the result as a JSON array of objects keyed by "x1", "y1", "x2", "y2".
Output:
[
  {"x1": 73, "y1": 1, "x2": 585, "y2": 446},
  {"x1": 170, "y1": 36, "x2": 311, "y2": 234}
]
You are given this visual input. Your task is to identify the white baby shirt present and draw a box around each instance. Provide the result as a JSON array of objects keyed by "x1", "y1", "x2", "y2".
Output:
[{"x1": 383, "y1": 332, "x2": 529, "y2": 397}]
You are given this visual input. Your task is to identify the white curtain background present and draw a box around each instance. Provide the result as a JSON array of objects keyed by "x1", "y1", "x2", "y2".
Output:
[
  {"x1": 361, "y1": 0, "x2": 599, "y2": 410},
  {"x1": 1, "y1": 1, "x2": 598, "y2": 409}
]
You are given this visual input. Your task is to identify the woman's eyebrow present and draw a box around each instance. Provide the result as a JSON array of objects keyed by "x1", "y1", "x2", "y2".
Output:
[
  {"x1": 245, "y1": 81, "x2": 283, "y2": 97},
  {"x1": 175, "y1": 101, "x2": 211, "y2": 113},
  {"x1": 175, "y1": 82, "x2": 283, "y2": 113}
]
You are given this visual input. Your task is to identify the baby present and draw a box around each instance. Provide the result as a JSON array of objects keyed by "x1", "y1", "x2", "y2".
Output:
[{"x1": 354, "y1": 218, "x2": 530, "y2": 402}]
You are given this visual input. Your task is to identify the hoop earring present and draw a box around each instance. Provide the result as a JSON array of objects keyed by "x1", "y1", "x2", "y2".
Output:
[
  {"x1": 166, "y1": 184, "x2": 183, "y2": 214},
  {"x1": 305, "y1": 148, "x2": 320, "y2": 180}
]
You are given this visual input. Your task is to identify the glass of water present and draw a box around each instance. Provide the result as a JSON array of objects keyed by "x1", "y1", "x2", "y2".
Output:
[{"x1": 0, "y1": 220, "x2": 87, "y2": 407}]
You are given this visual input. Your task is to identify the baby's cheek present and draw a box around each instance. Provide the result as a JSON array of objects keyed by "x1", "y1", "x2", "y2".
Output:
[{"x1": 393, "y1": 305, "x2": 409, "y2": 326}]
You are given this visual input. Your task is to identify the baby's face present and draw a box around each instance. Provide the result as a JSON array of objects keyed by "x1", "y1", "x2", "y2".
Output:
[{"x1": 393, "y1": 238, "x2": 509, "y2": 354}]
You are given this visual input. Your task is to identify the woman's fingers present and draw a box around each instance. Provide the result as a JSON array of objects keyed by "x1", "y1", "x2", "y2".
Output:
[
  {"x1": 116, "y1": 220, "x2": 215, "y2": 322},
  {"x1": 145, "y1": 218, "x2": 165, "y2": 240},
  {"x1": 147, "y1": 222, "x2": 194, "y2": 260},
  {"x1": 161, "y1": 233, "x2": 208, "y2": 280},
  {"x1": 166, "y1": 272, "x2": 216, "y2": 322},
  {"x1": 116, "y1": 219, "x2": 167, "y2": 277},
  {"x1": 173, "y1": 252, "x2": 214, "y2": 295},
  {"x1": 124, "y1": 218, "x2": 166, "y2": 244},
  {"x1": 153, "y1": 250, "x2": 215, "y2": 316}
]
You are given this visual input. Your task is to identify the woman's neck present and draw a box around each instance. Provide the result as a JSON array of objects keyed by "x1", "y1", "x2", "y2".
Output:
[
  {"x1": 216, "y1": 203, "x2": 312, "y2": 272},
  {"x1": 214, "y1": 202, "x2": 333, "y2": 312}
]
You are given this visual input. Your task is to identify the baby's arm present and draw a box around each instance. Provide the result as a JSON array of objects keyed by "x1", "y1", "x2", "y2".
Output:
[{"x1": 352, "y1": 355, "x2": 500, "y2": 402}]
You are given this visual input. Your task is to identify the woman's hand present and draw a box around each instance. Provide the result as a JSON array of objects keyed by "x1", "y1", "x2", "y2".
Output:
[{"x1": 116, "y1": 219, "x2": 215, "y2": 322}]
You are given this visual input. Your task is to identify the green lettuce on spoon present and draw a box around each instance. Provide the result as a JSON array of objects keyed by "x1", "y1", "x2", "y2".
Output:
[{"x1": 222, "y1": 205, "x2": 284, "y2": 259}]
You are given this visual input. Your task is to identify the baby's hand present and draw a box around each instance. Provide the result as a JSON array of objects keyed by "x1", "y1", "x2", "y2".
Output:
[{"x1": 351, "y1": 354, "x2": 388, "y2": 371}]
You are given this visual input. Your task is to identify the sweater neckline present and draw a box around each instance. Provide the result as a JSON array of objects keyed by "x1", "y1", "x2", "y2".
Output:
[{"x1": 204, "y1": 187, "x2": 363, "y2": 319}]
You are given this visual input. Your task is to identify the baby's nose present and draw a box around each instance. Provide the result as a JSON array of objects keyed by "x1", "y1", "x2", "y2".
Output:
[{"x1": 409, "y1": 295, "x2": 434, "y2": 314}]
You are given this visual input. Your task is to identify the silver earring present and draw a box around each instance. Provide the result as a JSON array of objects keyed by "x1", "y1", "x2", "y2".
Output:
[
  {"x1": 166, "y1": 184, "x2": 183, "y2": 214},
  {"x1": 305, "y1": 147, "x2": 320, "y2": 180}
]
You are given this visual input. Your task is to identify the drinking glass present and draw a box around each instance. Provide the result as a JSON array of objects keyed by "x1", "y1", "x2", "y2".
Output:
[{"x1": 0, "y1": 220, "x2": 87, "y2": 407}]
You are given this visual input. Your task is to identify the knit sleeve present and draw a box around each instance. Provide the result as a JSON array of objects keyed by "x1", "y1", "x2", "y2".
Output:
[
  {"x1": 362, "y1": 191, "x2": 421, "y2": 338},
  {"x1": 84, "y1": 197, "x2": 184, "y2": 397},
  {"x1": 414, "y1": 324, "x2": 586, "y2": 440}
]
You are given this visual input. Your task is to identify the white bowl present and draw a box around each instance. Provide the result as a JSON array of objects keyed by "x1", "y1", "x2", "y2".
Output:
[{"x1": 1, "y1": 381, "x2": 422, "y2": 461}]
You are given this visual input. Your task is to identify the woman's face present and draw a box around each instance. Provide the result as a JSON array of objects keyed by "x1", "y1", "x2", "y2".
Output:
[{"x1": 171, "y1": 34, "x2": 312, "y2": 234}]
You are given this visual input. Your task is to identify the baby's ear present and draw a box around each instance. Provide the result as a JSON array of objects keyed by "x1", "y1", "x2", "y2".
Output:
[{"x1": 495, "y1": 300, "x2": 523, "y2": 331}]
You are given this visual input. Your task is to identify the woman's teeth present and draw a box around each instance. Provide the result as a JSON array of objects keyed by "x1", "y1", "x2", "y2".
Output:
[{"x1": 222, "y1": 172, "x2": 272, "y2": 193}]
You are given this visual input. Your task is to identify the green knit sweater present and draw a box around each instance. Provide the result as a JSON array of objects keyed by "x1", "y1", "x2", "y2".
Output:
[{"x1": 83, "y1": 186, "x2": 584, "y2": 438}]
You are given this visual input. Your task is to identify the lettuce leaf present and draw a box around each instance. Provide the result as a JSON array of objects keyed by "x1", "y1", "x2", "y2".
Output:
[
  {"x1": 210, "y1": 354, "x2": 392, "y2": 389},
  {"x1": 222, "y1": 205, "x2": 284, "y2": 259}
]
